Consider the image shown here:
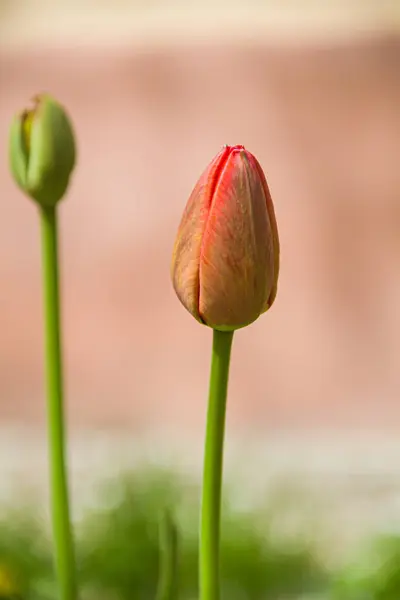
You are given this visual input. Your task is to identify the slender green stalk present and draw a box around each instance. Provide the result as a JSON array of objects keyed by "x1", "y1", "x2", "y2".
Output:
[
  {"x1": 40, "y1": 205, "x2": 77, "y2": 600},
  {"x1": 156, "y1": 509, "x2": 179, "y2": 600},
  {"x1": 200, "y1": 329, "x2": 234, "y2": 600}
]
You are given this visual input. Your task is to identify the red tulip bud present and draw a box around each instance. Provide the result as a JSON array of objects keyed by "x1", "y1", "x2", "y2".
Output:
[{"x1": 171, "y1": 145, "x2": 280, "y2": 330}]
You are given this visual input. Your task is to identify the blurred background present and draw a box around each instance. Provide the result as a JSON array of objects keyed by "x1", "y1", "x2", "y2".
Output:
[{"x1": 0, "y1": 1, "x2": 400, "y2": 598}]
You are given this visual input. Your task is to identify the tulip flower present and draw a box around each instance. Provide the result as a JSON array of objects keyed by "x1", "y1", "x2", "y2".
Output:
[
  {"x1": 8, "y1": 95, "x2": 77, "y2": 600},
  {"x1": 171, "y1": 144, "x2": 279, "y2": 330},
  {"x1": 9, "y1": 93, "x2": 76, "y2": 207},
  {"x1": 171, "y1": 145, "x2": 280, "y2": 600}
]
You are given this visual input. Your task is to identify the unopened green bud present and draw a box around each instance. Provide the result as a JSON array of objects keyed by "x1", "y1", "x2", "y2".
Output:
[{"x1": 9, "y1": 93, "x2": 76, "y2": 207}]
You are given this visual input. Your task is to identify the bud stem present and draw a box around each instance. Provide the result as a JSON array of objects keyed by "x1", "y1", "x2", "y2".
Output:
[
  {"x1": 200, "y1": 329, "x2": 234, "y2": 600},
  {"x1": 40, "y1": 206, "x2": 77, "y2": 600}
]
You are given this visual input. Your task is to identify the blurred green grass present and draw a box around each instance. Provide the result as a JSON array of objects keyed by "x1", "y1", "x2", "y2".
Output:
[{"x1": 1, "y1": 469, "x2": 400, "y2": 599}]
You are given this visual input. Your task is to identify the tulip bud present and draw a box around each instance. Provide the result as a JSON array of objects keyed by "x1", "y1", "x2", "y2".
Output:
[
  {"x1": 9, "y1": 93, "x2": 76, "y2": 207},
  {"x1": 171, "y1": 145, "x2": 280, "y2": 330}
]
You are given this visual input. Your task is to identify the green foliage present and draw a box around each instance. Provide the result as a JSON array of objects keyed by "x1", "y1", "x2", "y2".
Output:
[
  {"x1": 77, "y1": 470, "x2": 183, "y2": 599},
  {"x1": 6, "y1": 469, "x2": 400, "y2": 599},
  {"x1": 330, "y1": 534, "x2": 400, "y2": 600},
  {"x1": 76, "y1": 470, "x2": 328, "y2": 599},
  {"x1": 0, "y1": 506, "x2": 52, "y2": 598}
]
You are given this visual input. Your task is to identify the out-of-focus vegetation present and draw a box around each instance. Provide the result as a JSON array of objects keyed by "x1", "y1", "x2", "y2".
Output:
[
  {"x1": 0, "y1": 469, "x2": 327, "y2": 600},
  {"x1": 1, "y1": 469, "x2": 400, "y2": 599}
]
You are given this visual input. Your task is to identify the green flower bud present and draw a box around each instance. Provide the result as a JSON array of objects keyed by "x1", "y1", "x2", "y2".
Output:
[{"x1": 9, "y1": 93, "x2": 76, "y2": 207}]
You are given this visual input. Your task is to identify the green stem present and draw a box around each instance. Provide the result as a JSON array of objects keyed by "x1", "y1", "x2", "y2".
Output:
[
  {"x1": 156, "y1": 509, "x2": 179, "y2": 600},
  {"x1": 40, "y1": 205, "x2": 77, "y2": 600},
  {"x1": 200, "y1": 329, "x2": 234, "y2": 600}
]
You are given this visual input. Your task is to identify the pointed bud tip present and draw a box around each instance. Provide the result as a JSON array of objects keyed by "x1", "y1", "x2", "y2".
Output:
[{"x1": 223, "y1": 144, "x2": 245, "y2": 151}]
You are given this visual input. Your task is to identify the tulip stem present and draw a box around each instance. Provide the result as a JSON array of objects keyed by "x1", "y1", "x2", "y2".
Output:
[
  {"x1": 40, "y1": 205, "x2": 77, "y2": 600},
  {"x1": 200, "y1": 329, "x2": 234, "y2": 600}
]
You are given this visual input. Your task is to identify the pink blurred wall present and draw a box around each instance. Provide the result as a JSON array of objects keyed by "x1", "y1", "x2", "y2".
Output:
[{"x1": 0, "y1": 35, "x2": 399, "y2": 431}]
